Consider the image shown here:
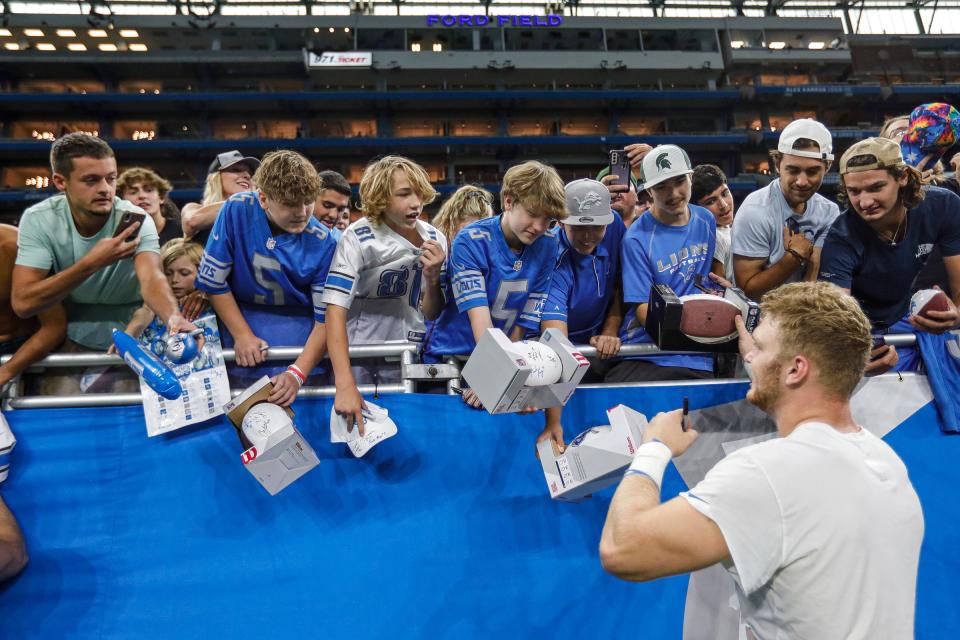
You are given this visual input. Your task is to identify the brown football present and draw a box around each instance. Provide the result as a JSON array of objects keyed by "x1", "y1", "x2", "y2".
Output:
[{"x1": 678, "y1": 294, "x2": 743, "y2": 344}]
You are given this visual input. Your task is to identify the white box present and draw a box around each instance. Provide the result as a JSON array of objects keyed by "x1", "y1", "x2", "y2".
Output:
[
  {"x1": 222, "y1": 376, "x2": 320, "y2": 496},
  {"x1": 461, "y1": 328, "x2": 591, "y2": 414},
  {"x1": 537, "y1": 404, "x2": 648, "y2": 503}
]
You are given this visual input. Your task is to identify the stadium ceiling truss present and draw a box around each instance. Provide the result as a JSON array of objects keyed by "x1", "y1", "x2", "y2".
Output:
[{"x1": 2, "y1": 0, "x2": 959, "y2": 34}]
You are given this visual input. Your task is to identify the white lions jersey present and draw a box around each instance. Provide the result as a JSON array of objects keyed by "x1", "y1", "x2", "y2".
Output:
[{"x1": 322, "y1": 217, "x2": 447, "y2": 344}]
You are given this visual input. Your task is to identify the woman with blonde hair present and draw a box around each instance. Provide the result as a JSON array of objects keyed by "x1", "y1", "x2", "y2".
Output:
[
  {"x1": 431, "y1": 185, "x2": 494, "y2": 251},
  {"x1": 181, "y1": 150, "x2": 260, "y2": 246}
]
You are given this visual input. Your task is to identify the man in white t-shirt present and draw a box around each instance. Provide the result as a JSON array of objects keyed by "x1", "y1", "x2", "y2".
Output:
[{"x1": 600, "y1": 281, "x2": 924, "y2": 640}]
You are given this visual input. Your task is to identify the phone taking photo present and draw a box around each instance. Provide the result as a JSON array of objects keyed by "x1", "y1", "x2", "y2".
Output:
[
  {"x1": 113, "y1": 211, "x2": 146, "y2": 238},
  {"x1": 608, "y1": 149, "x2": 631, "y2": 189}
]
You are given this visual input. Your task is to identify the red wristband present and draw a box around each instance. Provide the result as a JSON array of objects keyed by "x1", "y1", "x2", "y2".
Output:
[{"x1": 286, "y1": 364, "x2": 306, "y2": 386}]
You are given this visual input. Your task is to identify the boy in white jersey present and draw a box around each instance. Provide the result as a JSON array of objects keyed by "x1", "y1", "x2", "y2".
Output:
[
  {"x1": 323, "y1": 156, "x2": 446, "y2": 433},
  {"x1": 600, "y1": 281, "x2": 923, "y2": 640}
]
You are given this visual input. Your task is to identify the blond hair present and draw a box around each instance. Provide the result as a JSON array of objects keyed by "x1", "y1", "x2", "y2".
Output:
[
  {"x1": 200, "y1": 172, "x2": 224, "y2": 206},
  {"x1": 500, "y1": 161, "x2": 567, "y2": 220},
  {"x1": 117, "y1": 167, "x2": 173, "y2": 199},
  {"x1": 358, "y1": 155, "x2": 438, "y2": 224},
  {"x1": 253, "y1": 150, "x2": 321, "y2": 207},
  {"x1": 879, "y1": 114, "x2": 910, "y2": 140},
  {"x1": 761, "y1": 281, "x2": 872, "y2": 400},
  {"x1": 160, "y1": 238, "x2": 204, "y2": 271},
  {"x1": 433, "y1": 185, "x2": 494, "y2": 241}
]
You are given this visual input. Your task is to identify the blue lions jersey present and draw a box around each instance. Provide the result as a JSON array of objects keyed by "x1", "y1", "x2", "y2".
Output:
[
  {"x1": 619, "y1": 205, "x2": 716, "y2": 372},
  {"x1": 542, "y1": 212, "x2": 626, "y2": 344},
  {"x1": 196, "y1": 191, "x2": 338, "y2": 350},
  {"x1": 424, "y1": 215, "x2": 558, "y2": 358}
]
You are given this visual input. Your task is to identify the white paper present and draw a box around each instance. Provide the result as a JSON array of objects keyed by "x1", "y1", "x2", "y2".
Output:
[
  {"x1": 329, "y1": 401, "x2": 397, "y2": 457},
  {"x1": 140, "y1": 313, "x2": 231, "y2": 437}
]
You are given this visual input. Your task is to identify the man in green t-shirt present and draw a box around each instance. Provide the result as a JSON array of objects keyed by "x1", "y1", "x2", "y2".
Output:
[{"x1": 11, "y1": 134, "x2": 197, "y2": 392}]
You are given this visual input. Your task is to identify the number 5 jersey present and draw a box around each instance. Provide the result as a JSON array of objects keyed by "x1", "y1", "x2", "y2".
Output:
[{"x1": 423, "y1": 215, "x2": 558, "y2": 360}]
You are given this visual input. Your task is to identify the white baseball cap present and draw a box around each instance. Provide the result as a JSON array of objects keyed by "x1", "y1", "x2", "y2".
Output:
[
  {"x1": 639, "y1": 145, "x2": 694, "y2": 190},
  {"x1": 564, "y1": 179, "x2": 614, "y2": 226},
  {"x1": 777, "y1": 119, "x2": 834, "y2": 162}
]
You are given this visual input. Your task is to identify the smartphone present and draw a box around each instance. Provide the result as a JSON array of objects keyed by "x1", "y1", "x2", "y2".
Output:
[
  {"x1": 608, "y1": 149, "x2": 631, "y2": 189},
  {"x1": 113, "y1": 212, "x2": 146, "y2": 238}
]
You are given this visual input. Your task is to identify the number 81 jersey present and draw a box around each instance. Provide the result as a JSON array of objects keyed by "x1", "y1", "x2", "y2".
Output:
[{"x1": 321, "y1": 217, "x2": 447, "y2": 344}]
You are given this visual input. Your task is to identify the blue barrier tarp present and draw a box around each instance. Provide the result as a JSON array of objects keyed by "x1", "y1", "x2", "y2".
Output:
[{"x1": 0, "y1": 382, "x2": 956, "y2": 639}]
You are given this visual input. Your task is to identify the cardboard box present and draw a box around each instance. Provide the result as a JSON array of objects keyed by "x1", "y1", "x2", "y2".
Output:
[
  {"x1": 645, "y1": 284, "x2": 760, "y2": 353},
  {"x1": 461, "y1": 328, "x2": 591, "y2": 414},
  {"x1": 222, "y1": 376, "x2": 320, "y2": 496},
  {"x1": 537, "y1": 404, "x2": 648, "y2": 503}
]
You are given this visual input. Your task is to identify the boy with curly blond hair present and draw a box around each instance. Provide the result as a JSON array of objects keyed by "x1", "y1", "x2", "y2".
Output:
[{"x1": 196, "y1": 150, "x2": 338, "y2": 406}]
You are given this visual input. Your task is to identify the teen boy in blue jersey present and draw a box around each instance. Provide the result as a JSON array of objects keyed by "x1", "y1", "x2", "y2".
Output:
[
  {"x1": 324, "y1": 156, "x2": 447, "y2": 433},
  {"x1": 196, "y1": 150, "x2": 337, "y2": 407},
  {"x1": 537, "y1": 178, "x2": 626, "y2": 449},
  {"x1": 820, "y1": 137, "x2": 960, "y2": 374},
  {"x1": 427, "y1": 161, "x2": 567, "y2": 408},
  {"x1": 606, "y1": 144, "x2": 718, "y2": 382}
]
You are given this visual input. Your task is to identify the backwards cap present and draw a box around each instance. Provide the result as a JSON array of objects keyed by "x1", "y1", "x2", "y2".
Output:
[{"x1": 777, "y1": 119, "x2": 834, "y2": 162}]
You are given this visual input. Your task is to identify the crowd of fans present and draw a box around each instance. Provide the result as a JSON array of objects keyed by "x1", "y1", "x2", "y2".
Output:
[{"x1": 1, "y1": 103, "x2": 960, "y2": 580}]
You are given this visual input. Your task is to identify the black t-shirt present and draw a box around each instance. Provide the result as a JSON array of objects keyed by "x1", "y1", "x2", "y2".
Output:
[{"x1": 819, "y1": 187, "x2": 960, "y2": 328}]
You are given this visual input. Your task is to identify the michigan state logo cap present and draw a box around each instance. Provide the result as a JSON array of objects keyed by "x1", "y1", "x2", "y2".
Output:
[{"x1": 639, "y1": 145, "x2": 693, "y2": 190}]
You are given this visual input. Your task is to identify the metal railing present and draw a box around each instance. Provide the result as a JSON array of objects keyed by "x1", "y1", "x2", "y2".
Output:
[{"x1": 0, "y1": 333, "x2": 920, "y2": 409}]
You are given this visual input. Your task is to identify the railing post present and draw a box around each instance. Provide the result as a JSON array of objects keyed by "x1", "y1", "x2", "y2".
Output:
[{"x1": 401, "y1": 348, "x2": 415, "y2": 394}]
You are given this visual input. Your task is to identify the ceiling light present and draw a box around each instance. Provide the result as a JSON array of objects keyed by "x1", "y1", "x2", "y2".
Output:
[
  {"x1": 0, "y1": 29, "x2": 11, "y2": 37},
  {"x1": 56, "y1": 29, "x2": 76, "y2": 37},
  {"x1": 36, "y1": 43, "x2": 56, "y2": 51},
  {"x1": 119, "y1": 30, "x2": 139, "y2": 38},
  {"x1": 98, "y1": 43, "x2": 118, "y2": 51},
  {"x1": 89, "y1": 29, "x2": 108, "y2": 38},
  {"x1": 808, "y1": 41, "x2": 825, "y2": 50},
  {"x1": 24, "y1": 29, "x2": 45, "y2": 37},
  {"x1": 4, "y1": 43, "x2": 19, "y2": 50},
  {"x1": 768, "y1": 41, "x2": 786, "y2": 50},
  {"x1": 730, "y1": 40, "x2": 744, "y2": 48},
  {"x1": 130, "y1": 43, "x2": 148, "y2": 52},
  {"x1": 313, "y1": 27, "x2": 319, "y2": 33},
  {"x1": 344, "y1": 27, "x2": 350, "y2": 33},
  {"x1": 411, "y1": 42, "x2": 421, "y2": 52},
  {"x1": 328, "y1": 27, "x2": 334, "y2": 33},
  {"x1": 68, "y1": 43, "x2": 87, "y2": 51},
  {"x1": 432, "y1": 43, "x2": 442, "y2": 52}
]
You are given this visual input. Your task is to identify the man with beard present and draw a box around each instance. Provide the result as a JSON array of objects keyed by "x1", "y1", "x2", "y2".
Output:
[
  {"x1": 732, "y1": 119, "x2": 840, "y2": 300},
  {"x1": 600, "y1": 281, "x2": 924, "y2": 639},
  {"x1": 12, "y1": 134, "x2": 198, "y2": 393}
]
